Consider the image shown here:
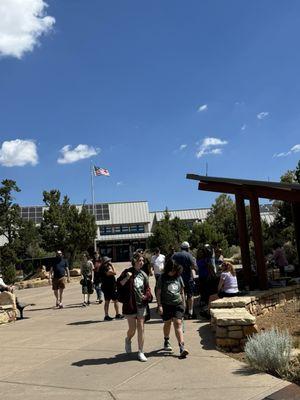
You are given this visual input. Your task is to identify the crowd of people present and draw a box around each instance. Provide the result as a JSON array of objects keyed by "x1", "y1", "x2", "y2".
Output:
[{"x1": 45, "y1": 241, "x2": 241, "y2": 362}]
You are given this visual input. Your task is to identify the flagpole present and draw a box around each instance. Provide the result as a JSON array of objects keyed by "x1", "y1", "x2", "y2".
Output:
[{"x1": 90, "y1": 163, "x2": 95, "y2": 217}]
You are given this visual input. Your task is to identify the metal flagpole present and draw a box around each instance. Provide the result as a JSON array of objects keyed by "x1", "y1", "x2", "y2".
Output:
[{"x1": 90, "y1": 163, "x2": 95, "y2": 217}]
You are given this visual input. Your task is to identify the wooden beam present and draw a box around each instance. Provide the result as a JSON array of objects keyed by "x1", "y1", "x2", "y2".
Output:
[
  {"x1": 235, "y1": 194, "x2": 252, "y2": 289},
  {"x1": 249, "y1": 195, "x2": 268, "y2": 290},
  {"x1": 292, "y1": 202, "x2": 300, "y2": 270},
  {"x1": 198, "y1": 181, "x2": 300, "y2": 202}
]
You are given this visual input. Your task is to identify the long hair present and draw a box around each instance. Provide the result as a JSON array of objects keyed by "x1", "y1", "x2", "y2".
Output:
[
  {"x1": 222, "y1": 262, "x2": 236, "y2": 276},
  {"x1": 164, "y1": 257, "x2": 182, "y2": 277}
]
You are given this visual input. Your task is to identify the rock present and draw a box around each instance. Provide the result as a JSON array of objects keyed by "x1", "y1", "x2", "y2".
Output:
[
  {"x1": 70, "y1": 269, "x2": 81, "y2": 277},
  {"x1": 228, "y1": 330, "x2": 243, "y2": 339},
  {"x1": 0, "y1": 310, "x2": 9, "y2": 324},
  {"x1": 210, "y1": 297, "x2": 253, "y2": 309},
  {"x1": 210, "y1": 308, "x2": 255, "y2": 326},
  {"x1": 243, "y1": 325, "x2": 258, "y2": 336},
  {"x1": 216, "y1": 338, "x2": 240, "y2": 348},
  {"x1": 216, "y1": 327, "x2": 227, "y2": 338}
]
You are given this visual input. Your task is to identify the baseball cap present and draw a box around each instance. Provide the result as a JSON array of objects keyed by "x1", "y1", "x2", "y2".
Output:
[{"x1": 181, "y1": 241, "x2": 190, "y2": 249}]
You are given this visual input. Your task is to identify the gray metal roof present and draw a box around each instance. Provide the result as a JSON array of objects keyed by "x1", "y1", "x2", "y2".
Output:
[
  {"x1": 152, "y1": 208, "x2": 210, "y2": 222},
  {"x1": 96, "y1": 201, "x2": 150, "y2": 225},
  {"x1": 98, "y1": 232, "x2": 152, "y2": 242}
]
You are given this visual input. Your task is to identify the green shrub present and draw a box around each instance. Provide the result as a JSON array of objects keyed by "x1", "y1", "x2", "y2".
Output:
[
  {"x1": 245, "y1": 328, "x2": 292, "y2": 375},
  {"x1": 1, "y1": 263, "x2": 16, "y2": 284}
]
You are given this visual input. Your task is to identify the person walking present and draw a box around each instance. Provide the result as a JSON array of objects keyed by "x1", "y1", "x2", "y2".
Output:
[
  {"x1": 117, "y1": 252, "x2": 153, "y2": 362},
  {"x1": 100, "y1": 257, "x2": 123, "y2": 321},
  {"x1": 172, "y1": 242, "x2": 197, "y2": 319},
  {"x1": 80, "y1": 252, "x2": 94, "y2": 306},
  {"x1": 151, "y1": 247, "x2": 165, "y2": 301},
  {"x1": 93, "y1": 251, "x2": 103, "y2": 303},
  {"x1": 156, "y1": 257, "x2": 189, "y2": 359},
  {"x1": 49, "y1": 250, "x2": 70, "y2": 309}
]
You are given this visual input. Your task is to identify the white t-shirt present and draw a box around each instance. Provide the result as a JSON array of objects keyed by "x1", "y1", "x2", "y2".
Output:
[
  {"x1": 220, "y1": 272, "x2": 238, "y2": 294},
  {"x1": 0, "y1": 277, "x2": 7, "y2": 288},
  {"x1": 151, "y1": 254, "x2": 165, "y2": 275}
]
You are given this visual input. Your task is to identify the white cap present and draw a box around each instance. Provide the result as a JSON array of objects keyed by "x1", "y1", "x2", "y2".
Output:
[{"x1": 181, "y1": 241, "x2": 190, "y2": 249}]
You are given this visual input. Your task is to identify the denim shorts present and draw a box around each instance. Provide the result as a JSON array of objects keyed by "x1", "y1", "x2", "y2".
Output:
[{"x1": 124, "y1": 306, "x2": 147, "y2": 319}]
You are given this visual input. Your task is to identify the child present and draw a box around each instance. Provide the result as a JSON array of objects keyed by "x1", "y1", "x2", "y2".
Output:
[{"x1": 156, "y1": 257, "x2": 189, "y2": 359}]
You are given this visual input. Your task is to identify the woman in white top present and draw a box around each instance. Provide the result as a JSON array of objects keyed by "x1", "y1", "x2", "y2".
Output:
[{"x1": 218, "y1": 262, "x2": 239, "y2": 298}]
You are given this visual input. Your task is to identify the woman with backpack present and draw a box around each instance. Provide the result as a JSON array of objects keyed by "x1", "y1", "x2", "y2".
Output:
[
  {"x1": 80, "y1": 252, "x2": 94, "y2": 306},
  {"x1": 156, "y1": 257, "x2": 189, "y2": 359},
  {"x1": 117, "y1": 252, "x2": 153, "y2": 362}
]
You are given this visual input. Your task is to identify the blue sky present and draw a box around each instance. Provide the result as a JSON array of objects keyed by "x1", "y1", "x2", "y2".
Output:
[{"x1": 0, "y1": 0, "x2": 299, "y2": 211}]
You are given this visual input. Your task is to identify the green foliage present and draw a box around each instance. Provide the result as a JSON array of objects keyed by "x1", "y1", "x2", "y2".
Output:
[
  {"x1": 0, "y1": 245, "x2": 17, "y2": 283},
  {"x1": 263, "y1": 160, "x2": 300, "y2": 258},
  {"x1": 13, "y1": 220, "x2": 44, "y2": 260},
  {"x1": 245, "y1": 328, "x2": 292, "y2": 375},
  {"x1": 0, "y1": 179, "x2": 21, "y2": 244},
  {"x1": 40, "y1": 190, "x2": 97, "y2": 266},
  {"x1": 206, "y1": 194, "x2": 239, "y2": 246},
  {"x1": 147, "y1": 209, "x2": 189, "y2": 254},
  {"x1": 189, "y1": 220, "x2": 229, "y2": 255}
]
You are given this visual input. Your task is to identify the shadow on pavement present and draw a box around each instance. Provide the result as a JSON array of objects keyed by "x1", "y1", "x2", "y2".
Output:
[
  {"x1": 67, "y1": 320, "x2": 103, "y2": 325},
  {"x1": 232, "y1": 366, "x2": 261, "y2": 376},
  {"x1": 197, "y1": 323, "x2": 216, "y2": 350},
  {"x1": 72, "y1": 349, "x2": 178, "y2": 366}
]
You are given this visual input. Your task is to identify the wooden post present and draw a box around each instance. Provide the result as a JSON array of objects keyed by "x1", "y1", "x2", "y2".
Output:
[
  {"x1": 249, "y1": 195, "x2": 268, "y2": 289},
  {"x1": 292, "y1": 202, "x2": 300, "y2": 271},
  {"x1": 235, "y1": 194, "x2": 252, "y2": 289}
]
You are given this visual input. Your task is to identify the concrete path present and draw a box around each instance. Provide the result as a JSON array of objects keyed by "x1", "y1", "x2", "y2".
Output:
[{"x1": 0, "y1": 276, "x2": 291, "y2": 400}]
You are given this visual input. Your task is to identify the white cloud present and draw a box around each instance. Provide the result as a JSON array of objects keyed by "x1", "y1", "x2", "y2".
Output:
[
  {"x1": 196, "y1": 137, "x2": 228, "y2": 158},
  {"x1": 57, "y1": 144, "x2": 100, "y2": 164},
  {"x1": 273, "y1": 143, "x2": 300, "y2": 158},
  {"x1": 257, "y1": 111, "x2": 269, "y2": 120},
  {"x1": 241, "y1": 124, "x2": 246, "y2": 131},
  {"x1": 179, "y1": 144, "x2": 187, "y2": 150},
  {"x1": 116, "y1": 181, "x2": 123, "y2": 186},
  {"x1": 0, "y1": 139, "x2": 38, "y2": 166},
  {"x1": 0, "y1": 0, "x2": 55, "y2": 59},
  {"x1": 197, "y1": 104, "x2": 208, "y2": 112}
]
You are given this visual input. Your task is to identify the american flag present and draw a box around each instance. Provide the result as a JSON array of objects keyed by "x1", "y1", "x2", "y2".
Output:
[{"x1": 94, "y1": 166, "x2": 110, "y2": 177}]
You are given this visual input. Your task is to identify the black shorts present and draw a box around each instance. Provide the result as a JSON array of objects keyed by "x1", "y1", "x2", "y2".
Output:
[
  {"x1": 102, "y1": 288, "x2": 118, "y2": 301},
  {"x1": 162, "y1": 304, "x2": 185, "y2": 321}
]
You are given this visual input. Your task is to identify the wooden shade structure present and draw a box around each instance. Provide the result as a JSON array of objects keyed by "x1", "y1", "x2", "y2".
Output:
[{"x1": 186, "y1": 174, "x2": 300, "y2": 290}]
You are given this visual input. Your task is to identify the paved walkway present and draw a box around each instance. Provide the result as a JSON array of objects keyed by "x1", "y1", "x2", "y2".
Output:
[{"x1": 0, "y1": 275, "x2": 296, "y2": 400}]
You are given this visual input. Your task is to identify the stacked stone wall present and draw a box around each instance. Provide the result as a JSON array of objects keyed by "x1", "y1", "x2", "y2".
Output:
[{"x1": 210, "y1": 285, "x2": 300, "y2": 352}]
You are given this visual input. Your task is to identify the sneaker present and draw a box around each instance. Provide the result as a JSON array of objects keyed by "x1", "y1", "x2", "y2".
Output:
[
  {"x1": 125, "y1": 337, "x2": 132, "y2": 353},
  {"x1": 137, "y1": 351, "x2": 147, "y2": 362},
  {"x1": 179, "y1": 348, "x2": 189, "y2": 359},
  {"x1": 164, "y1": 339, "x2": 173, "y2": 351},
  {"x1": 104, "y1": 315, "x2": 113, "y2": 321},
  {"x1": 82, "y1": 302, "x2": 87, "y2": 307},
  {"x1": 115, "y1": 314, "x2": 124, "y2": 319},
  {"x1": 87, "y1": 301, "x2": 90, "y2": 306},
  {"x1": 99, "y1": 299, "x2": 103, "y2": 304},
  {"x1": 58, "y1": 303, "x2": 63, "y2": 309},
  {"x1": 55, "y1": 301, "x2": 59, "y2": 308}
]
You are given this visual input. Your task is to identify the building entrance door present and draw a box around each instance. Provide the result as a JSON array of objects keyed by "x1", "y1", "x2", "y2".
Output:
[{"x1": 116, "y1": 245, "x2": 130, "y2": 262}]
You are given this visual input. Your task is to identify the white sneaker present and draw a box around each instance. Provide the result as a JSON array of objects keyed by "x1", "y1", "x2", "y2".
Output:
[
  {"x1": 137, "y1": 351, "x2": 147, "y2": 362},
  {"x1": 125, "y1": 338, "x2": 132, "y2": 354}
]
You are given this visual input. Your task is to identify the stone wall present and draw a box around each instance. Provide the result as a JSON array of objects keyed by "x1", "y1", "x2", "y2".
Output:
[
  {"x1": 210, "y1": 285, "x2": 300, "y2": 352},
  {"x1": 0, "y1": 291, "x2": 17, "y2": 324}
]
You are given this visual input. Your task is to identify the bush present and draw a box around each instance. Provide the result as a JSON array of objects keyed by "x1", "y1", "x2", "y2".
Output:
[
  {"x1": 245, "y1": 328, "x2": 292, "y2": 376},
  {"x1": 1, "y1": 263, "x2": 16, "y2": 284}
]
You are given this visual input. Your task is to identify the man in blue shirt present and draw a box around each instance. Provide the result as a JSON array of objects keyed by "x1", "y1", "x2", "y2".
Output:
[
  {"x1": 49, "y1": 250, "x2": 70, "y2": 308},
  {"x1": 172, "y1": 241, "x2": 197, "y2": 319}
]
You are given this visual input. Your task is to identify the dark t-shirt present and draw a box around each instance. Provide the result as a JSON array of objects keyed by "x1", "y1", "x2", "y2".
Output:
[
  {"x1": 157, "y1": 274, "x2": 184, "y2": 306},
  {"x1": 172, "y1": 251, "x2": 195, "y2": 282},
  {"x1": 100, "y1": 264, "x2": 116, "y2": 290},
  {"x1": 52, "y1": 257, "x2": 69, "y2": 279}
]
